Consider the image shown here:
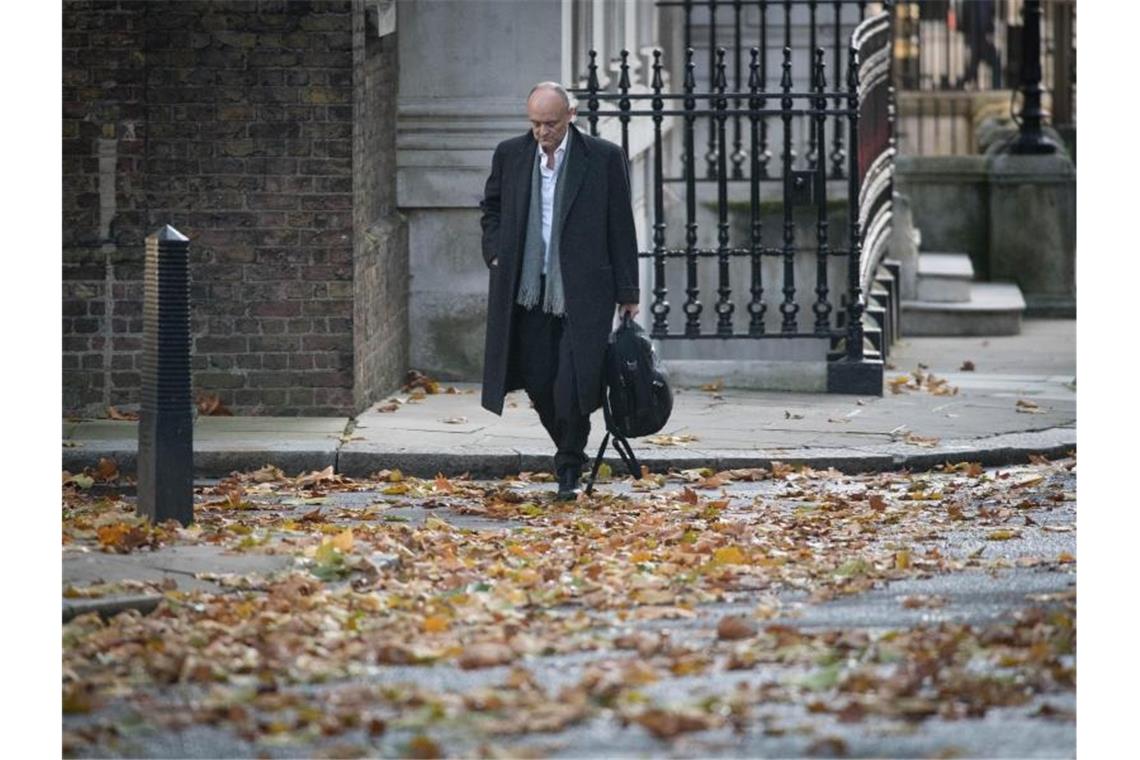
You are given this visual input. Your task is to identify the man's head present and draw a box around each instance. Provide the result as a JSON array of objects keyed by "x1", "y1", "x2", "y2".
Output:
[{"x1": 527, "y1": 82, "x2": 577, "y2": 153}]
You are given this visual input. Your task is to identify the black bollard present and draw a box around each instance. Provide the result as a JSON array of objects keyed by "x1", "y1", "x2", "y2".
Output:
[
  {"x1": 1009, "y1": 0, "x2": 1059, "y2": 155},
  {"x1": 137, "y1": 225, "x2": 194, "y2": 526}
]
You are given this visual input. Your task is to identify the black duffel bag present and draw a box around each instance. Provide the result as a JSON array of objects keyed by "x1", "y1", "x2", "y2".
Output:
[{"x1": 584, "y1": 313, "x2": 673, "y2": 495}]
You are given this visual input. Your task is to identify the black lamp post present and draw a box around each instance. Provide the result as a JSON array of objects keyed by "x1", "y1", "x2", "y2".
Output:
[{"x1": 1010, "y1": 0, "x2": 1060, "y2": 154}]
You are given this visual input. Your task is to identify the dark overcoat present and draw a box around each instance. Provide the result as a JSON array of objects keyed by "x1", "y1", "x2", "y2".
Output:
[{"x1": 480, "y1": 124, "x2": 640, "y2": 416}]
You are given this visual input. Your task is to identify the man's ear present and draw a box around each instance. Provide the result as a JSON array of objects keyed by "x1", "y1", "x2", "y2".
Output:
[{"x1": 568, "y1": 107, "x2": 578, "y2": 121}]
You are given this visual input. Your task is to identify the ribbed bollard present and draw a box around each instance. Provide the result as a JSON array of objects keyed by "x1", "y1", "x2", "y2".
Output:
[{"x1": 137, "y1": 225, "x2": 194, "y2": 526}]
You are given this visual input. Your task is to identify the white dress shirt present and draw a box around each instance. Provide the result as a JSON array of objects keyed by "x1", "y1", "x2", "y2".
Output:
[{"x1": 537, "y1": 129, "x2": 570, "y2": 274}]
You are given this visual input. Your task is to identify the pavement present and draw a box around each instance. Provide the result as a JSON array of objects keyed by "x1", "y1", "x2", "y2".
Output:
[{"x1": 62, "y1": 319, "x2": 1076, "y2": 479}]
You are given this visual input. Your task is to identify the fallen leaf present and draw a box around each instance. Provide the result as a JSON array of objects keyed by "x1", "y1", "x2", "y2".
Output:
[
  {"x1": 403, "y1": 370, "x2": 440, "y2": 395},
  {"x1": 422, "y1": 615, "x2": 450, "y2": 634},
  {"x1": 1016, "y1": 398, "x2": 1045, "y2": 414},
  {"x1": 633, "y1": 708, "x2": 717, "y2": 739},
  {"x1": 785, "y1": 410, "x2": 805, "y2": 420},
  {"x1": 717, "y1": 615, "x2": 756, "y2": 640},
  {"x1": 901, "y1": 594, "x2": 946, "y2": 609},
  {"x1": 960, "y1": 360, "x2": 976, "y2": 371},
  {"x1": 106, "y1": 405, "x2": 138, "y2": 421},
  {"x1": 404, "y1": 734, "x2": 443, "y2": 759},
  {"x1": 94, "y1": 458, "x2": 119, "y2": 482},
  {"x1": 711, "y1": 546, "x2": 747, "y2": 565},
  {"x1": 986, "y1": 529, "x2": 1020, "y2": 541},
  {"x1": 63, "y1": 472, "x2": 94, "y2": 490},
  {"x1": 441, "y1": 416, "x2": 468, "y2": 424},
  {"x1": 646, "y1": 433, "x2": 698, "y2": 446},
  {"x1": 903, "y1": 432, "x2": 940, "y2": 448},
  {"x1": 196, "y1": 393, "x2": 233, "y2": 416},
  {"x1": 377, "y1": 402, "x2": 400, "y2": 413},
  {"x1": 700, "y1": 380, "x2": 724, "y2": 392},
  {"x1": 458, "y1": 642, "x2": 515, "y2": 669}
]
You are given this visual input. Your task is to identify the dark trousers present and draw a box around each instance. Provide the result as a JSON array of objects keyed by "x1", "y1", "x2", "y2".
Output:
[{"x1": 510, "y1": 289, "x2": 591, "y2": 474}]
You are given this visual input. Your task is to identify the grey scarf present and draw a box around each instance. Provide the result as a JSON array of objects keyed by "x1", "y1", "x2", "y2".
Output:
[{"x1": 516, "y1": 138, "x2": 569, "y2": 315}]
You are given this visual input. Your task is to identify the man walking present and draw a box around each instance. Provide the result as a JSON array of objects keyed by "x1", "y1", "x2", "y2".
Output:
[{"x1": 479, "y1": 82, "x2": 640, "y2": 500}]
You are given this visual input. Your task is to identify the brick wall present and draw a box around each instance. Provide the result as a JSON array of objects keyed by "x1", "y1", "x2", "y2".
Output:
[{"x1": 62, "y1": 0, "x2": 405, "y2": 416}]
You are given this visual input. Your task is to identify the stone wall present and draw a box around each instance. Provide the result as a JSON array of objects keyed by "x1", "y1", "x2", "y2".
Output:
[
  {"x1": 352, "y1": 1, "x2": 408, "y2": 410},
  {"x1": 63, "y1": 0, "x2": 405, "y2": 416}
]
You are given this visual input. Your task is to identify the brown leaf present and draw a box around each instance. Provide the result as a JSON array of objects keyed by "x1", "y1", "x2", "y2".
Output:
[
  {"x1": 106, "y1": 406, "x2": 138, "y2": 421},
  {"x1": 806, "y1": 737, "x2": 849, "y2": 757},
  {"x1": 196, "y1": 393, "x2": 233, "y2": 416},
  {"x1": 960, "y1": 360, "x2": 976, "y2": 371},
  {"x1": 403, "y1": 370, "x2": 440, "y2": 395},
  {"x1": 717, "y1": 615, "x2": 757, "y2": 640},
  {"x1": 458, "y1": 642, "x2": 515, "y2": 670},
  {"x1": 377, "y1": 402, "x2": 400, "y2": 413},
  {"x1": 298, "y1": 507, "x2": 324, "y2": 523},
  {"x1": 903, "y1": 432, "x2": 940, "y2": 448},
  {"x1": 634, "y1": 708, "x2": 717, "y2": 739},
  {"x1": 901, "y1": 594, "x2": 946, "y2": 609},
  {"x1": 404, "y1": 735, "x2": 443, "y2": 760},
  {"x1": 296, "y1": 466, "x2": 336, "y2": 486},
  {"x1": 375, "y1": 643, "x2": 418, "y2": 665},
  {"x1": 678, "y1": 487, "x2": 700, "y2": 505},
  {"x1": 94, "y1": 457, "x2": 119, "y2": 482}
]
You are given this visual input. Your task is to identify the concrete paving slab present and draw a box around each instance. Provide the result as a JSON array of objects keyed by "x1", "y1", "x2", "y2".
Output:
[
  {"x1": 195, "y1": 416, "x2": 349, "y2": 435},
  {"x1": 60, "y1": 321, "x2": 1076, "y2": 479},
  {"x1": 338, "y1": 443, "x2": 521, "y2": 478},
  {"x1": 62, "y1": 545, "x2": 297, "y2": 621}
]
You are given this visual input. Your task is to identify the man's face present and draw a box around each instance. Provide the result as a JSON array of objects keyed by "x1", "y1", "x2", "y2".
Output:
[{"x1": 527, "y1": 89, "x2": 576, "y2": 153}]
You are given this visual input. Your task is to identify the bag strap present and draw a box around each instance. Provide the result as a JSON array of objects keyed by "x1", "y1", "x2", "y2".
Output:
[{"x1": 584, "y1": 387, "x2": 642, "y2": 495}]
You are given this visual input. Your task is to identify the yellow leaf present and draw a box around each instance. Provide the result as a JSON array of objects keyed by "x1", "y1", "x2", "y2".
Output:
[
  {"x1": 711, "y1": 546, "x2": 746, "y2": 565},
  {"x1": 328, "y1": 529, "x2": 354, "y2": 553},
  {"x1": 895, "y1": 549, "x2": 911, "y2": 570},
  {"x1": 630, "y1": 550, "x2": 653, "y2": 563},
  {"x1": 422, "y1": 615, "x2": 450, "y2": 634},
  {"x1": 986, "y1": 529, "x2": 1020, "y2": 541}
]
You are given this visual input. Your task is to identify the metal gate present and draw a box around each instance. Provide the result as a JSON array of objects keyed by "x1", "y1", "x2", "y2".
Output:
[{"x1": 570, "y1": 1, "x2": 896, "y2": 393}]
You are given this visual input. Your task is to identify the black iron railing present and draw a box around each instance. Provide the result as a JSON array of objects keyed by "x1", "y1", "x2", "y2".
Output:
[
  {"x1": 891, "y1": 0, "x2": 1075, "y2": 155},
  {"x1": 571, "y1": 7, "x2": 894, "y2": 369},
  {"x1": 655, "y1": 0, "x2": 873, "y2": 181}
]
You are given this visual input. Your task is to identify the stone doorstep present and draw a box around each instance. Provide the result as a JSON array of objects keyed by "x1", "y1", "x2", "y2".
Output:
[
  {"x1": 902, "y1": 282, "x2": 1027, "y2": 338},
  {"x1": 917, "y1": 252, "x2": 975, "y2": 279},
  {"x1": 916, "y1": 252, "x2": 974, "y2": 303}
]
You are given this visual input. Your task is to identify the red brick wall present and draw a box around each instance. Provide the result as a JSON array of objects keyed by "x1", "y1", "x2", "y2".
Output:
[{"x1": 62, "y1": 0, "x2": 403, "y2": 416}]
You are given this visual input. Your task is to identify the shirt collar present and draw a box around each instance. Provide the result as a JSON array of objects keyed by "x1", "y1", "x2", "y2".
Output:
[{"x1": 537, "y1": 128, "x2": 571, "y2": 161}]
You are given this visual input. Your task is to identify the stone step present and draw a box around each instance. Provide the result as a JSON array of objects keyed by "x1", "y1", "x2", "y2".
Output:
[
  {"x1": 901, "y1": 281, "x2": 1026, "y2": 337},
  {"x1": 916, "y1": 252, "x2": 975, "y2": 303}
]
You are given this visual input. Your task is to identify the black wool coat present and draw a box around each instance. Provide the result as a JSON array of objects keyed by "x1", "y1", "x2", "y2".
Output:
[{"x1": 480, "y1": 124, "x2": 640, "y2": 416}]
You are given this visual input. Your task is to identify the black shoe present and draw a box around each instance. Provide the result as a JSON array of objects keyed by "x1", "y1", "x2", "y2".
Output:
[{"x1": 555, "y1": 466, "x2": 582, "y2": 501}]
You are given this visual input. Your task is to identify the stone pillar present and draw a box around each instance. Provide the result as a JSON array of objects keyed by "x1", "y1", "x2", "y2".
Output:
[
  {"x1": 987, "y1": 153, "x2": 1075, "y2": 316},
  {"x1": 395, "y1": 0, "x2": 564, "y2": 380},
  {"x1": 888, "y1": 191, "x2": 920, "y2": 300}
]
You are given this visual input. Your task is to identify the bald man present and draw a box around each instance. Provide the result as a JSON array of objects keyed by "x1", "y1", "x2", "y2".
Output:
[{"x1": 479, "y1": 82, "x2": 640, "y2": 500}]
